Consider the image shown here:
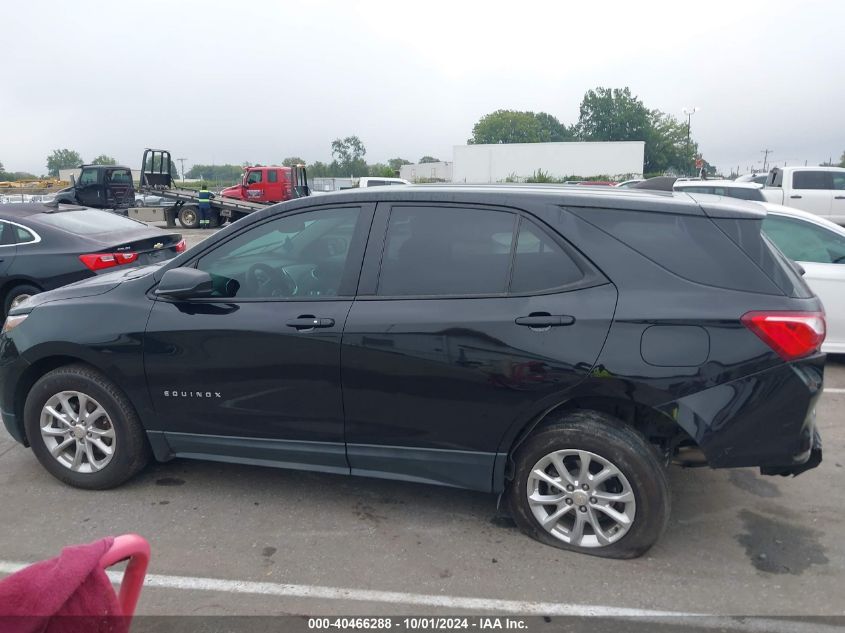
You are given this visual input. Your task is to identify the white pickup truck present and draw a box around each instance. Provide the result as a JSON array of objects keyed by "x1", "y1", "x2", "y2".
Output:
[{"x1": 762, "y1": 166, "x2": 845, "y2": 224}]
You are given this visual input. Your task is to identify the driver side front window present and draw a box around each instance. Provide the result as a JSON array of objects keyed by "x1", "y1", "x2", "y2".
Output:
[{"x1": 196, "y1": 207, "x2": 360, "y2": 299}]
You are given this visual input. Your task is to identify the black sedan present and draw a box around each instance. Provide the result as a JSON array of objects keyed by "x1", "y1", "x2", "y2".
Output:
[{"x1": 0, "y1": 203, "x2": 184, "y2": 314}]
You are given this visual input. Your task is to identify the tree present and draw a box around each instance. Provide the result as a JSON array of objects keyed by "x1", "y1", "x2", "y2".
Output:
[
  {"x1": 419, "y1": 156, "x2": 440, "y2": 164},
  {"x1": 368, "y1": 163, "x2": 395, "y2": 177},
  {"x1": 576, "y1": 87, "x2": 651, "y2": 142},
  {"x1": 839, "y1": 151, "x2": 845, "y2": 168},
  {"x1": 46, "y1": 149, "x2": 83, "y2": 177},
  {"x1": 91, "y1": 154, "x2": 117, "y2": 166},
  {"x1": 468, "y1": 110, "x2": 572, "y2": 144},
  {"x1": 307, "y1": 161, "x2": 331, "y2": 178},
  {"x1": 0, "y1": 159, "x2": 4, "y2": 172},
  {"x1": 388, "y1": 157, "x2": 412, "y2": 171},
  {"x1": 282, "y1": 157, "x2": 306, "y2": 167},
  {"x1": 184, "y1": 164, "x2": 243, "y2": 183},
  {"x1": 331, "y1": 136, "x2": 368, "y2": 177},
  {"x1": 644, "y1": 110, "x2": 697, "y2": 175}
]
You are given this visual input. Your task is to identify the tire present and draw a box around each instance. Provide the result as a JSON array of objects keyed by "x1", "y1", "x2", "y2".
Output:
[
  {"x1": 136, "y1": 199, "x2": 145, "y2": 207},
  {"x1": 23, "y1": 364, "x2": 150, "y2": 490},
  {"x1": 178, "y1": 205, "x2": 200, "y2": 229},
  {"x1": 3, "y1": 283, "x2": 41, "y2": 316},
  {"x1": 507, "y1": 410, "x2": 670, "y2": 559}
]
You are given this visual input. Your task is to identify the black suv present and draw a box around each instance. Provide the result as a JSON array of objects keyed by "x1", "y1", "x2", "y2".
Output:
[
  {"x1": 54, "y1": 164, "x2": 135, "y2": 210},
  {"x1": 0, "y1": 186, "x2": 825, "y2": 558}
]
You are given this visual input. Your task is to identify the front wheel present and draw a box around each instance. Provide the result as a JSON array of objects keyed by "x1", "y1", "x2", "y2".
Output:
[
  {"x1": 24, "y1": 364, "x2": 150, "y2": 489},
  {"x1": 508, "y1": 410, "x2": 670, "y2": 559}
]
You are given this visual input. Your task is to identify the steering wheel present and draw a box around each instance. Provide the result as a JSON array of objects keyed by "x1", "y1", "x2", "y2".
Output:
[{"x1": 246, "y1": 263, "x2": 297, "y2": 297}]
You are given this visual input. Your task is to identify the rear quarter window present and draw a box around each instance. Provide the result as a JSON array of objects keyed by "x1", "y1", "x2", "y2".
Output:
[{"x1": 571, "y1": 208, "x2": 784, "y2": 295}]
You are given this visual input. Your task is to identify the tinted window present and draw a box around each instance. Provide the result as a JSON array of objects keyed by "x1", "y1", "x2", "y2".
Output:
[
  {"x1": 763, "y1": 215, "x2": 845, "y2": 264},
  {"x1": 36, "y1": 209, "x2": 146, "y2": 234},
  {"x1": 78, "y1": 169, "x2": 97, "y2": 186},
  {"x1": 792, "y1": 171, "x2": 831, "y2": 190},
  {"x1": 728, "y1": 187, "x2": 765, "y2": 201},
  {"x1": 366, "y1": 180, "x2": 385, "y2": 187},
  {"x1": 268, "y1": 170, "x2": 278, "y2": 183},
  {"x1": 15, "y1": 226, "x2": 36, "y2": 243},
  {"x1": 378, "y1": 206, "x2": 516, "y2": 296},
  {"x1": 832, "y1": 173, "x2": 845, "y2": 191},
  {"x1": 577, "y1": 208, "x2": 782, "y2": 294},
  {"x1": 510, "y1": 219, "x2": 583, "y2": 293},
  {"x1": 197, "y1": 207, "x2": 360, "y2": 299},
  {"x1": 107, "y1": 169, "x2": 132, "y2": 183},
  {"x1": 246, "y1": 171, "x2": 263, "y2": 184},
  {"x1": 0, "y1": 222, "x2": 12, "y2": 246}
]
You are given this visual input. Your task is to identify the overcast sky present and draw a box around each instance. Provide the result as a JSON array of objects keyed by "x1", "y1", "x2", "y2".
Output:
[{"x1": 2, "y1": 0, "x2": 843, "y2": 176}]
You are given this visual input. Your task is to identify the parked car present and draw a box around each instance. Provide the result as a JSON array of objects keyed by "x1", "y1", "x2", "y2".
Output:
[
  {"x1": 673, "y1": 179, "x2": 765, "y2": 201},
  {"x1": 736, "y1": 173, "x2": 769, "y2": 185},
  {"x1": 134, "y1": 193, "x2": 172, "y2": 207},
  {"x1": 761, "y1": 166, "x2": 845, "y2": 223},
  {"x1": 0, "y1": 203, "x2": 185, "y2": 315},
  {"x1": 357, "y1": 177, "x2": 411, "y2": 187},
  {"x1": 761, "y1": 203, "x2": 845, "y2": 353},
  {"x1": 0, "y1": 186, "x2": 824, "y2": 558}
]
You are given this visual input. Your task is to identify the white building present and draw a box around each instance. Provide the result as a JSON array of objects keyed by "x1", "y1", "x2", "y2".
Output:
[
  {"x1": 400, "y1": 161, "x2": 453, "y2": 183},
  {"x1": 452, "y1": 141, "x2": 645, "y2": 183}
]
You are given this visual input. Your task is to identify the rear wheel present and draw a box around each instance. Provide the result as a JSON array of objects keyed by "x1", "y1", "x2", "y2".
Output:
[
  {"x1": 508, "y1": 410, "x2": 670, "y2": 559},
  {"x1": 178, "y1": 205, "x2": 200, "y2": 229},
  {"x1": 23, "y1": 364, "x2": 150, "y2": 489},
  {"x1": 3, "y1": 283, "x2": 41, "y2": 316}
]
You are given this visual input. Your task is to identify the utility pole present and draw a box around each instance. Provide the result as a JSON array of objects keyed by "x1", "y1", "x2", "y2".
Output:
[
  {"x1": 760, "y1": 149, "x2": 773, "y2": 172},
  {"x1": 682, "y1": 107, "x2": 699, "y2": 176},
  {"x1": 177, "y1": 158, "x2": 187, "y2": 182}
]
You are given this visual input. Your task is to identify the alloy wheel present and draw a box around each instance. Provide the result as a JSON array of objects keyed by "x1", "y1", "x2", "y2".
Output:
[
  {"x1": 526, "y1": 449, "x2": 636, "y2": 548},
  {"x1": 39, "y1": 391, "x2": 116, "y2": 473}
]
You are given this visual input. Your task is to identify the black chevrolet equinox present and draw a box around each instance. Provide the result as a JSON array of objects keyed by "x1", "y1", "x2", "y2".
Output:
[{"x1": 0, "y1": 186, "x2": 825, "y2": 558}]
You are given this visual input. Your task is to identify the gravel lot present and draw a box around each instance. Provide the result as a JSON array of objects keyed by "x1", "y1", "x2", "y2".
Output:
[{"x1": 0, "y1": 223, "x2": 842, "y2": 620}]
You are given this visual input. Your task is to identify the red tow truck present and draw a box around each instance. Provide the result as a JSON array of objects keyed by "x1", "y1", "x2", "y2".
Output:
[{"x1": 138, "y1": 149, "x2": 309, "y2": 228}]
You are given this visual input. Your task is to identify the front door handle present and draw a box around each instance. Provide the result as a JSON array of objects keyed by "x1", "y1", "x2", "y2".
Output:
[
  {"x1": 515, "y1": 315, "x2": 575, "y2": 328},
  {"x1": 790, "y1": 195, "x2": 802, "y2": 199},
  {"x1": 835, "y1": 196, "x2": 845, "y2": 200},
  {"x1": 286, "y1": 316, "x2": 335, "y2": 330}
]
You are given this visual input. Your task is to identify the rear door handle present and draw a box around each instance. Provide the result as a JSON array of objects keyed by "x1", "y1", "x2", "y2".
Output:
[
  {"x1": 790, "y1": 195, "x2": 802, "y2": 199},
  {"x1": 515, "y1": 315, "x2": 575, "y2": 328},
  {"x1": 286, "y1": 316, "x2": 335, "y2": 330},
  {"x1": 835, "y1": 196, "x2": 845, "y2": 200}
]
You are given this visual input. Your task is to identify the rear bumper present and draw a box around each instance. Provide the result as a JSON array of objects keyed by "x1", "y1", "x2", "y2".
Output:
[{"x1": 659, "y1": 354, "x2": 824, "y2": 474}]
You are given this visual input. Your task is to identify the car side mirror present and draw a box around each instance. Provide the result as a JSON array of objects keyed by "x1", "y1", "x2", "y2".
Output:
[{"x1": 156, "y1": 268, "x2": 214, "y2": 300}]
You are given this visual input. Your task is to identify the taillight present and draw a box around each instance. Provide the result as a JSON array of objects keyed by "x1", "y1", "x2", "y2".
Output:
[
  {"x1": 79, "y1": 252, "x2": 139, "y2": 272},
  {"x1": 174, "y1": 239, "x2": 187, "y2": 253},
  {"x1": 741, "y1": 311, "x2": 826, "y2": 360}
]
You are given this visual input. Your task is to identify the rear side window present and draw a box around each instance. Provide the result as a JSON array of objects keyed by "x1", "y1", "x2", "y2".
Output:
[
  {"x1": 377, "y1": 206, "x2": 516, "y2": 296},
  {"x1": 793, "y1": 171, "x2": 832, "y2": 190},
  {"x1": 833, "y1": 173, "x2": 845, "y2": 190},
  {"x1": 511, "y1": 218, "x2": 584, "y2": 293},
  {"x1": 107, "y1": 169, "x2": 132, "y2": 183},
  {"x1": 576, "y1": 208, "x2": 783, "y2": 295},
  {"x1": 763, "y1": 215, "x2": 845, "y2": 264},
  {"x1": 268, "y1": 170, "x2": 278, "y2": 183},
  {"x1": 35, "y1": 210, "x2": 145, "y2": 234}
]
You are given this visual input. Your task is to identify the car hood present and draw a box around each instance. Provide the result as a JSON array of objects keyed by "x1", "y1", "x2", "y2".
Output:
[{"x1": 10, "y1": 264, "x2": 164, "y2": 314}]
